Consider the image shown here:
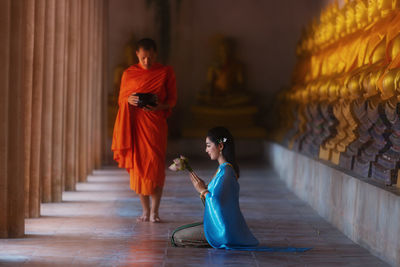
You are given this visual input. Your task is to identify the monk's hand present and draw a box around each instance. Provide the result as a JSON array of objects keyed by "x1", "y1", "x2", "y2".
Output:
[{"x1": 128, "y1": 93, "x2": 139, "y2": 106}]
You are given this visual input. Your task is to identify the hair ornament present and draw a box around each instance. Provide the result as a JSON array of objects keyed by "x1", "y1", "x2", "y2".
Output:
[{"x1": 218, "y1": 137, "x2": 228, "y2": 143}]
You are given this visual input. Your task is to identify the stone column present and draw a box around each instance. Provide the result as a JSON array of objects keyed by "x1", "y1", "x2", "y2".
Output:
[
  {"x1": 8, "y1": 0, "x2": 25, "y2": 236},
  {"x1": 29, "y1": 0, "x2": 46, "y2": 218},
  {"x1": 94, "y1": 0, "x2": 103, "y2": 168},
  {"x1": 0, "y1": 0, "x2": 26, "y2": 237},
  {"x1": 101, "y1": 0, "x2": 109, "y2": 166},
  {"x1": 78, "y1": 0, "x2": 89, "y2": 183},
  {"x1": 65, "y1": 0, "x2": 79, "y2": 191},
  {"x1": 0, "y1": 0, "x2": 12, "y2": 238},
  {"x1": 52, "y1": 0, "x2": 67, "y2": 202},
  {"x1": 86, "y1": 0, "x2": 94, "y2": 175},
  {"x1": 74, "y1": 0, "x2": 82, "y2": 186},
  {"x1": 40, "y1": 0, "x2": 56, "y2": 203},
  {"x1": 22, "y1": 0, "x2": 35, "y2": 218},
  {"x1": 61, "y1": 0, "x2": 70, "y2": 192}
]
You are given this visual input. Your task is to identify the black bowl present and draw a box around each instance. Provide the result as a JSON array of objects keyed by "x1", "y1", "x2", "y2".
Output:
[{"x1": 134, "y1": 93, "x2": 157, "y2": 108}]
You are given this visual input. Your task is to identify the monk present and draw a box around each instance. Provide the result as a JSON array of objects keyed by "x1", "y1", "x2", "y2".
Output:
[{"x1": 112, "y1": 38, "x2": 177, "y2": 223}]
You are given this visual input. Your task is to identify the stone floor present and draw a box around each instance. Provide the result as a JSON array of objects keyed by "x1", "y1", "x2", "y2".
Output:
[{"x1": 0, "y1": 160, "x2": 389, "y2": 266}]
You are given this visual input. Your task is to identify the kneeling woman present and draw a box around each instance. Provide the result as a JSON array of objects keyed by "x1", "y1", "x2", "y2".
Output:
[{"x1": 171, "y1": 126, "x2": 259, "y2": 249}]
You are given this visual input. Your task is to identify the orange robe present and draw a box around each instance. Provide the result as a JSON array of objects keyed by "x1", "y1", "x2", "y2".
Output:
[{"x1": 112, "y1": 63, "x2": 177, "y2": 195}]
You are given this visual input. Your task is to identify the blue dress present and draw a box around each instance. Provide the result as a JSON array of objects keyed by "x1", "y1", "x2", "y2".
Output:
[
  {"x1": 204, "y1": 162, "x2": 259, "y2": 248},
  {"x1": 203, "y1": 162, "x2": 310, "y2": 252}
]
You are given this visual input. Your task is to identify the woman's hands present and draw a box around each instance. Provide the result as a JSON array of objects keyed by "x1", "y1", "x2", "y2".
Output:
[{"x1": 189, "y1": 172, "x2": 207, "y2": 194}]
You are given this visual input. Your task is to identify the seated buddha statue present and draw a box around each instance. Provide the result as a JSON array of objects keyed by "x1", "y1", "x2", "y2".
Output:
[
  {"x1": 370, "y1": 68, "x2": 400, "y2": 185},
  {"x1": 352, "y1": 68, "x2": 387, "y2": 177},
  {"x1": 305, "y1": 80, "x2": 337, "y2": 157},
  {"x1": 330, "y1": 74, "x2": 360, "y2": 165},
  {"x1": 321, "y1": 81, "x2": 348, "y2": 160},
  {"x1": 369, "y1": 34, "x2": 400, "y2": 185},
  {"x1": 368, "y1": 0, "x2": 381, "y2": 24},
  {"x1": 297, "y1": 83, "x2": 322, "y2": 156},
  {"x1": 335, "y1": 6, "x2": 347, "y2": 40},
  {"x1": 377, "y1": 0, "x2": 393, "y2": 18},
  {"x1": 319, "y1": 80, "x2": 340, "y2": 160},
  {"x1": 338, "y1": 71, "x2": 368, "y2": 169},
  {"x1": 316, "y1": 80, "x2": 338, "y2": 154},
  {"x1": 345, "y1": 0, "x2": 357, "y2": 35},
  {"x1": 196, "y1": 36, "x2": 249, "y2": 107},
  {"x1": 184, "y1": 35, "x2": 266, "y2": 138}
]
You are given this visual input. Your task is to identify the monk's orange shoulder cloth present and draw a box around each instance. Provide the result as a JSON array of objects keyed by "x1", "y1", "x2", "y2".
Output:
[
  {"x1": 111, "y1": 69, "x2": 134, "y2": 171},
  {"x1": 111, "y1": 63, "x2": 177, "y2": 176}
]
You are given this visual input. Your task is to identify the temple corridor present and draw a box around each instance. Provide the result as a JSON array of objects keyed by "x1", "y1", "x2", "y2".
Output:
[{"x1": 0, "y1": 160, "x2": 387, "y2": 266}]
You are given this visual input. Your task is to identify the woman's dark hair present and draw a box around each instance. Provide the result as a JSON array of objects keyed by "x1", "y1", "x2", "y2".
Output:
[{"x1": 207, "y1": 126, "x2": 240, "y2": 178}]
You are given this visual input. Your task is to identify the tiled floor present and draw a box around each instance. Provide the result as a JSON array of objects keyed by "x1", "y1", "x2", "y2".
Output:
[{"x1": 0, "y1": 160, "x2": 388, "y2": 266}]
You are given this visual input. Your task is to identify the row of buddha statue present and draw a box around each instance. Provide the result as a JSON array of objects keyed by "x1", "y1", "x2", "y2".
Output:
[{"x1": 276, "y1": 0, "x2": 400, "y2": 187}]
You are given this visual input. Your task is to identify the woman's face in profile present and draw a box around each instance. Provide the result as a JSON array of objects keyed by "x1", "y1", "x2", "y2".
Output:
[{"x1": 205, "y1": 137, "x2": 219, "y2": 160}]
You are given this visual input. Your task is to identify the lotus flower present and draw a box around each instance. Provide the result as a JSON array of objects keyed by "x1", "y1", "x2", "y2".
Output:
[{"x1": 169, "y1": 155, "x2": 193, "y2": 172}]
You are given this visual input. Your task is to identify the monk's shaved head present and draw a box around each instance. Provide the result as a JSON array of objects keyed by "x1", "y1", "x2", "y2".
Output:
[{"x1": 136, "y1": 38, "x2": 157, "y2": 52}]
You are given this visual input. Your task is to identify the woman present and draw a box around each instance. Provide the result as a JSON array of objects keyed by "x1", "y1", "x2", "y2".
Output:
[
  {"x1": 171, "y1": 127, "x2": 310, "y2": 252},
  {"x1": 171, "y1": 126, "x2": 259, "y2": 248}
]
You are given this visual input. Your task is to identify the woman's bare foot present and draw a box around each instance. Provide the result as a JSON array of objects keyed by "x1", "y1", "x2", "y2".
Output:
[
  {"x1": 150, "y1": 213, "x2": 161, "y2": 223},
  {"x1": 136, "y1": 214, "x2": 149, "y2": 222}
]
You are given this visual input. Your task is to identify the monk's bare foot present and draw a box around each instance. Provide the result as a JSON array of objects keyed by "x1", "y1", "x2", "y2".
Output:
[
  {"x1": 150, "y1": 213, "x2": 161, "y2": 223},
  {"x1": 136, "y1": 215, "x2": 149, "y2": 222}
]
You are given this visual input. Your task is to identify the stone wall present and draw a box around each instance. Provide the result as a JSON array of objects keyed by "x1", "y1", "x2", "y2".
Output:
[{"x1": 266, "y1": 142, "x2": 400, "y2": 266}]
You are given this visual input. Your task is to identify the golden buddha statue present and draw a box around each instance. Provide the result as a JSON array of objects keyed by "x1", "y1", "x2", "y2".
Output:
[
  {"x1": 377, "y1": 0, "x2": 393, "y2": 17},
  {"x1": 337, "y1": 71, "x2": 366, "y2": 166},
  {"x1": 324, "y1": 19, "x2": 335, "y2": 47},
  {"x1": 378, "y1": 33, "x2": 400, "y2": 98},
  {"x1": 196, "y1": 36, "x2": 248, "y2": 106},
  {"x1": 368, "y1": 0, "x2": 381, "y2": 23},
  {"x1": 380, "y1": 68, "x2": 398, "y2": 100},
  {"x1": 277, "y1": 0, "x2": 400, "y2": 186},
  {"x1": 335, "y1": 7, "x2": 347, "y2": 39},
  {"x1": 345, "y1": 1, "x2": 357, "y2": 34},
  {"x1": 319, "y1": 80, "x2": 340, "y2": 160},
  {"x1": 364, "y1": 65, "x2": 400, "y2": 185},
  {"x1": 330, "y1": 74, "x2": 360, "y2": 164},
  {"x1": 355, "y1": 0, "x2": 369, "y2": 29},
  {"x1": 316, "y1": 79, "x2": 341, "y2": 157},
  {"x1": 390, "y1": 34, "x2": 400, "y2": 60},
  {"x1": 366, "y1": 35, "x2": 400, "y2": 184},
  {"x1": 184, "y1": 35, "x2": 266, "y2": 138},
  {"x1": 300, "y1": 80, "x2": 336, "y2": 157}
]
